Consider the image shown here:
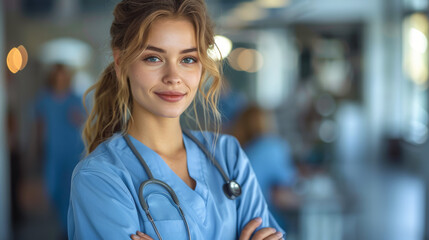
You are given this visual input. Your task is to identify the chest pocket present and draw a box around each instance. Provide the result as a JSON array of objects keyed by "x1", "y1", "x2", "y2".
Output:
[{"x1": 142, "y1": 192, "x2": 189, "y2": 240}]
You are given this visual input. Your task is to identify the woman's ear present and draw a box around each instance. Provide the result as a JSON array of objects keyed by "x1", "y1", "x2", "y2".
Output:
[{"x1": 113, "y1": 49, "x2": 121, "y2": 79}]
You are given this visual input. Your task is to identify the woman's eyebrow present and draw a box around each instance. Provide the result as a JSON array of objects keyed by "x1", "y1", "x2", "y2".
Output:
[
  {"x1": 145, "y1": 45, "x2": 197, "y2": 54},
  {"x1": 181, "y1": 48, "x2": 197, "y2": 54},
  {"x1": 146, "y1": 45, "x2": 165, "y2": 53}
]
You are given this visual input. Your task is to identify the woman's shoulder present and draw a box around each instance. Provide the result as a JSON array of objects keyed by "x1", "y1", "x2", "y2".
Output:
[{"x1": 72, "y1": 133, "x2": 131, "y2": 180}]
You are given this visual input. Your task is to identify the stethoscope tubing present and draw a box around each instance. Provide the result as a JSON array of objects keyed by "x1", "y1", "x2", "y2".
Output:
[
  {"x1": 125, "y1": 134, "x2": 191, "y2": 240},
  {"x1": 123, "y1": 130, "x2": 241, "y2": 240},
  {"x1": 138, "y1": 179, "x2": 191, "y2": 240}
]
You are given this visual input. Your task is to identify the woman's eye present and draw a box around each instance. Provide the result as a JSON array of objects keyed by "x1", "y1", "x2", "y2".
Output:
[
  {"x1": 144, "y1": 56, "x2": 161, "y2": 63},
  {"x1": 182, "y1": 57, "x2": 197, "y2": 64}
]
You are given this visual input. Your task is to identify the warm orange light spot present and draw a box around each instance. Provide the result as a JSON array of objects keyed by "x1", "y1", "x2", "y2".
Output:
[
  {"x1": 7, "y1": 48, "x2": 21, "y2": 73},
  {"x1": 17, "y1": 45, "x2": 28, "y2": 70},
  {"x1": 7, "y1": 45, "x2": 28, "y2": 74}
]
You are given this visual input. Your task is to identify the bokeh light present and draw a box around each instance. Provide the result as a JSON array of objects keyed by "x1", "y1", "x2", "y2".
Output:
[
  {"x1": 6, "y1": 45, "x2": 28, "y2": 74},
  {"x1": 7, "y1": 48, "x2": 21, "y2": 74},
  {"x1": 208, "y1": 35, "x2": 233, "y2": 61},
  {"x1": 403, "y1": 13, "x2": 429, "y2": 86},
  {"x1": 256, "y1": 0, "x2": 291, "y2": 8},
  {"x1": 237, "y1": 49, "x2": 264, "y2": 73},
  {"x1": 17, "y1": 45, "x2": 28, "y2": 70},
  {"x1": 227, "y1": 47, "x2": 246, "y2": 71}
]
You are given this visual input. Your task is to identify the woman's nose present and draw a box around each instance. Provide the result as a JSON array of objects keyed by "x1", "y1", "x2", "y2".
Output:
[{"x1": 162, "y1": 64, "x2": 182, "y2": 85}]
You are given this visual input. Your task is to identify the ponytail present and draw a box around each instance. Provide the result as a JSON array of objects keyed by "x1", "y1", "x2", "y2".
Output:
[{"x1": 82, "y1": 63, "x2": 132, "y2": 154}]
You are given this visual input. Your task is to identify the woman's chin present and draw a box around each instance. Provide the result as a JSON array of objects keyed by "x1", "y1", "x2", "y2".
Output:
[{"x1": 157, "y1": 110, "x2": 183, "y2": 119}]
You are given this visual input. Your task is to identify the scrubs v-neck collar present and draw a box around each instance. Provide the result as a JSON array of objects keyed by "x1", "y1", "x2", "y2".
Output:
[{"x1": 126, "y1": 133, "x2": 209, "y2": 223}]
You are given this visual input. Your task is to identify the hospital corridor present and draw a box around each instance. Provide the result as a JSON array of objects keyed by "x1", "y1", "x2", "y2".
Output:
[{"x1": 1, "y1": 0, "x2": 429, "y2": 239}]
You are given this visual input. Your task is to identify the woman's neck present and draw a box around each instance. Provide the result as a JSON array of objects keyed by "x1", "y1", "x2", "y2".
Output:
[{"x1": 127, "y1": 113, "x2": 184, "y2": 157}]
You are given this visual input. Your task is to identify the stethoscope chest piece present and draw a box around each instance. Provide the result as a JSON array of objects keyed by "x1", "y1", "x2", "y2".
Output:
[{"x1": 223, "y1": 180, "x2": 242, "y2": 200}]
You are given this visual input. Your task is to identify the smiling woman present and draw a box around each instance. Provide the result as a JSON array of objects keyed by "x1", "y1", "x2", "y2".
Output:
[
  {"x1": 67, "y1": 0, "x2": 285, "y2": 240},
  {"x1": 123, "y1": 18, "x2": 202, "y2": 120}
]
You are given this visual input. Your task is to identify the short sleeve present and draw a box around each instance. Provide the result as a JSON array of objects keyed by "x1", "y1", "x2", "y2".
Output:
[
  {"x1": 226, "y1": 137, "x2": 286, "y2": 238},
  {"x1": 68, "y1": 170, "x2": 140, "y2": 240}
]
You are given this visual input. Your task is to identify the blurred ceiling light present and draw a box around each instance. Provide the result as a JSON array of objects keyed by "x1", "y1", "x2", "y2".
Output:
[
  {"x1": 227, "y1": 47, "x2": 246, "y2": 71},
  {"x1": 7, "y1": 45, "x2": 28, "y2": 74},
  {"x1": 208, "y1": 35, "x2": 233, "y2": 61},
  {"x1": 234, "y1": 2, "x2": 268, "y2": 21},
  {"x1": 256, "y1": 0, "x2": 290, "y2": 8},
  {"x1": 410, "y1": 28, "x2": 427, "y2": 53},
  {"x1": 403, "y1": 13, "x2": 429, "y2": 86},
  {"x1": 237, "y1": 49, "x2": 264, "y2": 73}
]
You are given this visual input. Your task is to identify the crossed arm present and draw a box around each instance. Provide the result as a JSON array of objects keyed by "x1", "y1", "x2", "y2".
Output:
[{"x1": 130, "y1": 217, "x2": 285, "y2": 240}]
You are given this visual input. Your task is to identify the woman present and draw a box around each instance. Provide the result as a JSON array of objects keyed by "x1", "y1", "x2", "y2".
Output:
[{"x1": 67, "y1": 0, "x2": 285, "y2": 239}]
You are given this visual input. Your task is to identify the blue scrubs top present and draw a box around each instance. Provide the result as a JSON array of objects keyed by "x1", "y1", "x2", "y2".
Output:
[{"x1": 68, "y1": 131, "x2": 284, "y2": 239}]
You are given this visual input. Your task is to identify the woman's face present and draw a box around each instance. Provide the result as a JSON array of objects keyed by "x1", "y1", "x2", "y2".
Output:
[{"x1": 127, "y1": 17, "x2": 202, "y2": 120}]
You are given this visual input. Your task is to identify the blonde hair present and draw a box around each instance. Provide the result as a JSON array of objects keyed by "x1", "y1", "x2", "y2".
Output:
[{"x1": 83, "y1": 0, "x2": 222, "y2": 154}]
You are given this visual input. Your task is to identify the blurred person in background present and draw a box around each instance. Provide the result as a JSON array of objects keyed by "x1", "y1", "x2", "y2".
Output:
[
  {"x1": 33, "y1": 63, "x2": 85, "y2": 239},
  {"x1": 231, "y1": 104, "x2": 299, "y2": 231}
]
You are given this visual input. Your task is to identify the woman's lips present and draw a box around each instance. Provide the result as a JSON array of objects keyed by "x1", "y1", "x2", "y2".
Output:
[{"x1": 155, "y1": 91, "x2": 186, "y2": 102}]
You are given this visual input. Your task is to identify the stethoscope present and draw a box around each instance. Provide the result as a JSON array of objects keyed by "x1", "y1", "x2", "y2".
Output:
[{"x1": 124, "y1": 129, "x2": 242, "y2": 240}]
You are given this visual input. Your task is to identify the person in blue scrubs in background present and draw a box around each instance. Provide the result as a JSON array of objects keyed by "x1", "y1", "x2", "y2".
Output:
[
  {"x1": 231, "y1": 105, "x2": 298, "y2": 231},
  {"x1": 35, "y1": 63, "x2": 85, "y2": 238},
  {"x1": 67, "y1": 0, "x2": 285, "y2": 239}
]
